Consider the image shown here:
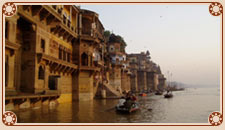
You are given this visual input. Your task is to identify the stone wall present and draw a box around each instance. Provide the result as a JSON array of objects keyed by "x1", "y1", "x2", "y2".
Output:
[
  {"x1": 147, "y1": 72, "x2": 154, "y2": 91},
  {"x1": 17, "y1": 18, "x2": 36, "y2": 93},
  {"x1": 109, "y1": 67, "x2": 122, "y2": 93},
  {"x1": 78, "y1": 71, "x2": 94, "y2": 101},
  {"x1": 5, "y1": 49, "x2": 16, "y2": 95},
  {"x1": 137, "y1": 71, "x2": 147, "y2": 92},
  {"x1": 57, "y1": 74, "x2": 73, "y2": 103},
  {"x1": 121, "y1": 71, "x2": 131, "y2": 92}
]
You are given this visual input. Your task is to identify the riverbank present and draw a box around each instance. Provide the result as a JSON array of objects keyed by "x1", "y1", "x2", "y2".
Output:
[{"x1": 13, "y1": 87, "x2": 219, "y2": 123}]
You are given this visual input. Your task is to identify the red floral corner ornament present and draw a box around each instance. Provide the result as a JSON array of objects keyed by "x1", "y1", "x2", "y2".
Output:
[
  {"x1": 209, "y1": 2, "x2": 223, "y2": 16},
  {"x1": 209, "y1": 112, "x2": 223, "y2": 126},
  {"x1": 2, "y1": 111, "x2": 17, "y2": 126},
  {"x1": 2, "y1": 2, "x2": 17, "y2": 17}
]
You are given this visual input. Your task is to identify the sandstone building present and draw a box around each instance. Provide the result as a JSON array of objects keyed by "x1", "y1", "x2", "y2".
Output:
[
  {"x1": 5, "y1": 5, "x2": 105, "y2": 110},
  {"x1": 5, "y1": 5, "x2": 166, "y2": 110}
]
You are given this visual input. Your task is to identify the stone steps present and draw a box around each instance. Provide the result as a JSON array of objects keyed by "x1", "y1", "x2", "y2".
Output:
[{"x1": 102, "y1": 82, "x2": 123, "y2": 98}]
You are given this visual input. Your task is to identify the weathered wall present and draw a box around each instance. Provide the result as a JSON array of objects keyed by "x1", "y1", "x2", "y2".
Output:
[
  {"x1": 147, "y1": 72, "x2": 154, "y2": 91},
  {"x1": 5, "y1": 49, "x2": 16, "y2": 95},
  {"x1": 72, "y1": 72, "x2": 79, "y2": 101},
  {"x1": 78, "y1": 71, "x2": 94, "y2": 101},
  {"x1": 154, "y1": 74, "x2": 159, "y2": 90},
  {"x1": 137, "y1": 71, "x2": 147, "y2": 92},
  {"x1": 121, "y1": 71, "x2": 131, "y2": 92},
  {"x1": 130, "y1": 70, "x2": 138, "y2": 92},
  {"x1": 158, "y1": 78, "x2": 166, "y2": 91},
  {"x1": 109, "y1": 67, "x2": 122, "y2": 93},
  {"x1": 17, "y1": 18, "x2": 36, "y2": 93},
  {"x1": 57, "y1": 74, "x2": 73, "y2": 103}
]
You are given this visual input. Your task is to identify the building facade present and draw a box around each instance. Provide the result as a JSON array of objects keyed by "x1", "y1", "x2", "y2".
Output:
[
  {"x1": 5, "y1": 5, "x2": 166, "y2": 110},
  {"x1": 5, "y1": 5, "x2": 105, "y2": 109}
]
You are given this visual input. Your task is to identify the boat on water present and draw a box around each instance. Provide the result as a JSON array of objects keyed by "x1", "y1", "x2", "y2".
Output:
[
  {"x1": 139, "y1": 93, "x2": 147, "y2": 96},
  {"x1": 115, "y1": 102, "x2": 139, "y2": 113},
  {"x1": 164, "y1": 93, "x2": 173, "y2": 98},
  {"x1": 155, "y1": 91, "x2": 163, "y2": 95}
]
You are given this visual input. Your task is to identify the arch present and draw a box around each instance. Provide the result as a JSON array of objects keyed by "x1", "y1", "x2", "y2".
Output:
[
  {"x1": 81, "y1": 52, "x2": 88, "y2": 66},
  {"x1": 38, "y1": 66, "x2": 45, "y2": 80}
]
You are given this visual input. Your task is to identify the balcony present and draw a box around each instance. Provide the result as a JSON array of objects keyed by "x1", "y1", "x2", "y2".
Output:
[{"x1": 37, "y1": 53, "x2": 78, "y2": 74}]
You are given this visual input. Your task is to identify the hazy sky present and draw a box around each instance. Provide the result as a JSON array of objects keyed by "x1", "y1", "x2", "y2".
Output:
[{"x1": 81, "y1": 5, "x2": 220, "y2": 86}]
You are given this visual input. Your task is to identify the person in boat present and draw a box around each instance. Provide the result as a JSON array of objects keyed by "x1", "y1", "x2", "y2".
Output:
[
  {"x1": 125, "y1": 91, "x2": 131, "y2": 98},
  {"x1": 117, "y1": 96, "x2": 126, "y2": 108},
  {"x1": 131, "y1": 94, "x2": 137, "y2": 102},
  {"x1": 124, "y1": 97, "x2": 133, "y2": 109},
  {"x1": 123, "y1": 93, "x2": 137, "y2": 109},
  {"x1": 167, "y1": 90, "x2": 170, "y2": 94}
]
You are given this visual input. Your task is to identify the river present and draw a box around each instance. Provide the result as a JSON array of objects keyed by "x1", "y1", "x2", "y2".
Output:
[{"x1": 14, "y1": 87, "x2": 220, "y2": 123}]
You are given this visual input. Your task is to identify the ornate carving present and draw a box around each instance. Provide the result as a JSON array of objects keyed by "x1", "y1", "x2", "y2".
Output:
[
  {"x1": 209, "y1": 112, "x2": 223, "y2": 126},
  {"x1": 209, "y1": 2, "x2": 223, "y2": 16},
  {"x1": 2, "y1": 111, "x2": 17, "y2": 126},
  {"x1": 2, "y1": 2, "x2": 17, "y2": 17}
]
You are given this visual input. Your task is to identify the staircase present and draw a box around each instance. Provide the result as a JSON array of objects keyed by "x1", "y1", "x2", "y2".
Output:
[{"x1": 102, "y1": 82, "x2": 123, "y2": 98}]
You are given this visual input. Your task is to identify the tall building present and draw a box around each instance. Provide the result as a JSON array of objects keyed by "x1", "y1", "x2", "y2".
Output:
[{"x1": 5, "y1": 5, "x2": 105, "y2": 110}]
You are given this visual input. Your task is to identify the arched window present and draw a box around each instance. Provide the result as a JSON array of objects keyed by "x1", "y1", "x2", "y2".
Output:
[
  {"x1": 81, "y1": 52, "x2": 88, "y2": 66},
  {"x1": 38, "y1": 66, "x2": 45, "y2": 80}
]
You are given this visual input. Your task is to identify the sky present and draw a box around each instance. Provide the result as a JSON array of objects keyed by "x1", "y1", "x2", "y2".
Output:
[{"x1": 81, "y1": 5, "x2": 220, "y2": 86}]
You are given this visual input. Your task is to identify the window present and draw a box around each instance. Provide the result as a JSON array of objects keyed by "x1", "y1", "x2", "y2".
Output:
[
  {"x1": 81, "y1": 52, "x2": 88, "y2": 66},
  {"x1": 63, "y1": 12, "x2": 67, "y2": 24},
  {"x1": 67, "y1": 53, "x2": 71, "y2": 62},
  {"x1": 68, "y1": 16, "x2": 71, "y2": 21},
  {"x1": 5, "y1": 21, "x2": 9, "y2": 39},
  {"x1": 67, "y1": 16, "x2": 71, "y2": 27},
  {"x1": 48, "y1": 76, "x2": 57, "y2": 90},
  {"x1": 110, "y1": 47, "x2": 114, "y2": 51},
  {"x1": 59, "y1": 48, "x2": 62, "y2": 59},
  {"x1": 38, "y1": 66, "x2": 45, "y2": 80},
  {"x1": 5, "y1": 55, "x2": 9, "y2": 87},
  {"x1": 41, "y1": 39, "x2": 45, "y2": 52},
  {"x1": 63, "y1": 50, "x2": 66, "y2": 61}
]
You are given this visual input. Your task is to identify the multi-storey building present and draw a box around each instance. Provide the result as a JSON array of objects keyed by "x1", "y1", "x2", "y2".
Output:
[
  {"x1": 5, "y1": 5, "x2": 105, "y2": 110},
  {"x1": 128, "y1": 52, "x2": 148, "y2": 92},
  {"x1": 107, "y1": 34, "x2": 126, "y2": 93},
  {"x1": 128, "y1": 51, "x2": 165, "y2": 93},
  {"x1": 73, "y1": 9, "x2": 105, "y2": 101},
  {"x1": 5, "y1": 5, "x2": 166, "y2": 110}
]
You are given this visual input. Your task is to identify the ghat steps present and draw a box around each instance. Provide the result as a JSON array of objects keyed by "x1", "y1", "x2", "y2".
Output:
[{"x1": 102, "y1": 82, "x2": 123, "y2": 98}]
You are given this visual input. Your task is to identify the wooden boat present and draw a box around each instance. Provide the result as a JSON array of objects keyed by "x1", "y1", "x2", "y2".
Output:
[
  {"x1": 115, "y1": 103, "x2": 139, "y2": 113},
  {"x1": 155, "y1": 91, "x2": 163, "y2": 95},
  {"x1": 164, "y1": 93, "x2": 173, "y2": 98},
  {"x1": 139, "y1": 93, "x2": 147, "y2": 96}
]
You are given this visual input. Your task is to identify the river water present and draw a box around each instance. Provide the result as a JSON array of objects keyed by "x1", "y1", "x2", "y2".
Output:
[{"x1": 14, "y1": 87, "x2": 220, "y2": 123}]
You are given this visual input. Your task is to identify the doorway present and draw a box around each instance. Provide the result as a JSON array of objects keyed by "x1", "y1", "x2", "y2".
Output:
[{"x1": 48, "y1": 76, "x2": 58, "y2": 90}]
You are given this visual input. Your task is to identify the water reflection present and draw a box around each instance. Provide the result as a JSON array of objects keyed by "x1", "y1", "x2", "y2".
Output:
[{"x1": 14, "y1": 87, "x2": 220, "y2": 123}]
